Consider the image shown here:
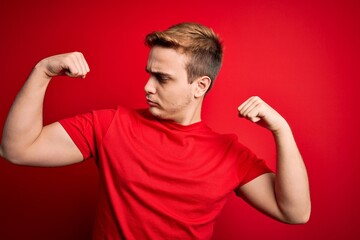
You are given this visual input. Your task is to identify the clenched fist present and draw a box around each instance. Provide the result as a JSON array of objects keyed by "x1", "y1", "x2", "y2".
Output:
[
  {"x1": 35, "y1": 52, "x2": 90, "y2": 79},
  {"x1": 238, "y1": 96, "x2": 289, "y2": 133}
]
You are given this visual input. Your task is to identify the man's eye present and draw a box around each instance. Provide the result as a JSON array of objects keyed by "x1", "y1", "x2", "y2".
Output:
[{"x1": 156, "y1": 75, "x2": 167, "y2": 83}]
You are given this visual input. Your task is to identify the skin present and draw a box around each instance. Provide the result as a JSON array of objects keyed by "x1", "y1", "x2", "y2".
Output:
[
  {"x1": 144, "y1": 46, "x2": 210, "y2": 125},
  {"x1": 0, "y1": 52, "x2": 87, "y2": 166},
  {"x1": 0, "y1": 47, "x2": 310, "y2": 224},
  {"x1": 237, "y1": 97, "x2": 310, "y2": 223}
]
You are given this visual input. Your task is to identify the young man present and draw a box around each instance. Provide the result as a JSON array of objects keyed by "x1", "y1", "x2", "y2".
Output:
[{"x1": 0, "y1": 23, "x2": 310, "y2": 239}]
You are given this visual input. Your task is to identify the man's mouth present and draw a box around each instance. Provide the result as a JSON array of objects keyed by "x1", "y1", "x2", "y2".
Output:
[
  {"x1": 147, "y1": 100, "x2": 158, "y2": 106},
  {"x1": 146, "y1": 96, "x2": 159, "y2": 107}
]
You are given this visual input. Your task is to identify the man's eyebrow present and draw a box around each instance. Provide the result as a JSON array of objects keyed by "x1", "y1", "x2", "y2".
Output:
[{"x1": 145, "y1": 67, "x2": 172, "y2": 78}]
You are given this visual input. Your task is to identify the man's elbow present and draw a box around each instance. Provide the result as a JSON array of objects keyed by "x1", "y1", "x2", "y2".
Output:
[
  {"x1": 0, "y1": 144, "x2": 30, "y2": 165},
  {"x1": 282, "y1": 208, "x2": 311, "y2": 225},
  {"x1": 0, "y1": 144, "x2": 3, "y2": 158}
]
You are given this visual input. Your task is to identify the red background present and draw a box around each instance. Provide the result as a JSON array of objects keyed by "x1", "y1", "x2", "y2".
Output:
[{"x1": 1, "y1": 0, "x2": 359, "y2": 239}]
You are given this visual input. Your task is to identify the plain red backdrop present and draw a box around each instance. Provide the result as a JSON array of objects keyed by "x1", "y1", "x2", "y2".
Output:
[{"x1": 1, "y1": 0, "x2": 359, "y2": 239}]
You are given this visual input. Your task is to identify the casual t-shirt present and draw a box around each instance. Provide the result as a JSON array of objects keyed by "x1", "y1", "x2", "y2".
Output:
[{"x1": 59, "y1": 106, "x2": 272, "y2": 240}]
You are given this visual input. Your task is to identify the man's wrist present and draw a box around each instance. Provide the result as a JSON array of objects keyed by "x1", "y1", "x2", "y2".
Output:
[
  {"x1": 26, "y1": 63, "x2": 53, "y2": 89},
  {"x1": 271, "y1": 119, "x2": 292, "y2": 137},
  {"x1": 33, "y1": 61, "x2": 53, "y2": 80}
]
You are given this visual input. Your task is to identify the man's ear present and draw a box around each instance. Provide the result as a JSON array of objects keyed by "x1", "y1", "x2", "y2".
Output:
[{"x1": 194, "y1": 76, "x2": 211, "y2": 98}]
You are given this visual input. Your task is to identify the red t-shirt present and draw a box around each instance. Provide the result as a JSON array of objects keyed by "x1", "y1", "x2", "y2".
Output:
[{"x1": 59, "y1": 106, "x2": 272, "y2": 240}]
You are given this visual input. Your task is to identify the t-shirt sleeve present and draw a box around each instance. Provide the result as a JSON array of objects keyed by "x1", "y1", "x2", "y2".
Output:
[
  {"x1": 58, "y1": 112, "x2": 96, "y2": 160},
  {"x1": 57, "y1": 107, "x2": 132, "y2": 160},
  {"x1": 240, "y1": 158, "x2": 273, "y2": 185},
  {"x1": 236, "y1": 144, "x2": 274, "y2": 187}
]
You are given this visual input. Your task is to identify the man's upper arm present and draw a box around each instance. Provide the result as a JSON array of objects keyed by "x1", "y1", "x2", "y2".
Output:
[
  {"x1": 22, "y1": 122, "x2": 84, "y2": 167},
  {"x1": 237, "y1": 173, "x2": 287, "y2": 222}
]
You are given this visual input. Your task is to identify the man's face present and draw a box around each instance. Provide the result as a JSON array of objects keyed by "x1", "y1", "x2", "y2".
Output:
[{"x1": 145, "y1": 46, "x2": 196, "y2": 123}]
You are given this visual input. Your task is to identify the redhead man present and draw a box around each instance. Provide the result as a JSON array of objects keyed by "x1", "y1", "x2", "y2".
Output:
[{"x1": 0, "y1": 23, "x2": 310, "y2": 239}]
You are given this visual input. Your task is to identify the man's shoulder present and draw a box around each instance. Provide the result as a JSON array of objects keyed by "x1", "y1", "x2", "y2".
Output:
[
  {"x1": 93, "y1": 106, "x2": 151, "y2": 126},
  {"x1": 202, "y1": 128, "x2": 253, "y2": 152},
  {"x1": 92, "y1": 105, "x2": 139, "y2": 118},
  {"x1": 202, "y1": 126, "x2": 238, "y2": 140}
]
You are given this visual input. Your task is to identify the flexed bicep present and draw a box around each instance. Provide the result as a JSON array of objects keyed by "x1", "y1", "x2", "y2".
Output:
[
  {"x1": 23, "y1": 122, "x2": 84, "y2": 167},
  {"x1": 0, "y1": 52, "x2": 89, "y2": 166}
]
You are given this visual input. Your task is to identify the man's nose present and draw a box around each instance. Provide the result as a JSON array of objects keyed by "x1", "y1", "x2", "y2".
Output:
[{"x1": 144, "y1": 77, "x2": 156, "y2": 94}]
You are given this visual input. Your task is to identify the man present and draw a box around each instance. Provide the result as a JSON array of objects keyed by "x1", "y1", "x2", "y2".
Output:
[{"x1": 0, "y1": 23, "x2": 310, "y2": 239}]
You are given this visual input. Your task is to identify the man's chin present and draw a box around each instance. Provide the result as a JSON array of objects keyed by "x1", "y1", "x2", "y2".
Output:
[
  {"x1": 148, "y1": 107, "x2": 162, "y2": 118},
  {"x1": 148, "y1": 107, "x2": 168, "y2": 120}
]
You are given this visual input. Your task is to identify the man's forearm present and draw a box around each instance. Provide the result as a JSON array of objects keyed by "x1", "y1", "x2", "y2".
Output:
[
  {"x1": 1, "y1": 66, "x2": 51, "y2": 162},
  {"x1": 273, "y1": 123, "x2": 311, "y2": 223}
]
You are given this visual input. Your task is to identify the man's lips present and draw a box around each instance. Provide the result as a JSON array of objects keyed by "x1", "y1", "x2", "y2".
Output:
[{"x1": 146, "y1": 99, "x2": 159, "y2": 106}]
